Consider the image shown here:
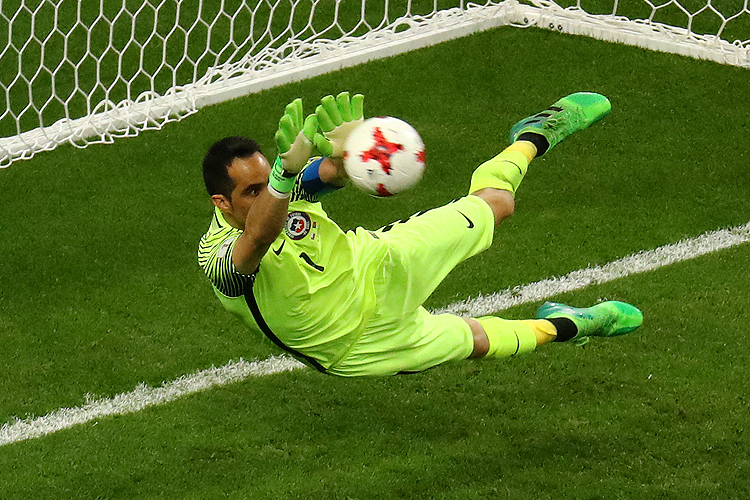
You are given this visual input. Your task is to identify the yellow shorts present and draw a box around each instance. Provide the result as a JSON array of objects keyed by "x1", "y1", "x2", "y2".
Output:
[{"x1": 328, "y1": 195, "x2": 495, "y2": 376}]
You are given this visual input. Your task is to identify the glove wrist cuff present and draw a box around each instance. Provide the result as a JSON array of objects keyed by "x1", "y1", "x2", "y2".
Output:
[{"x1": 268, "y1": 156, "x2": 297, "y2": 195}]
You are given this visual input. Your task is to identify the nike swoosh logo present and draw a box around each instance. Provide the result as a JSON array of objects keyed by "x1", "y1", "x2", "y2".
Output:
[
  {"x1": 457, "y1": 210, "x2": 474, "y2": 229},
  {"x1": 272, "y1": 241, "x2": 285, "y2": 256}
]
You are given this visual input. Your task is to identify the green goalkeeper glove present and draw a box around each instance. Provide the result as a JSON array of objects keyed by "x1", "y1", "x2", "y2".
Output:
[
  {"x1": 314, "y1": 91, "x2": 364, "y2": 158},
  {"x1": 269, "y1": 98, "x2": 317, "y2": 197}
]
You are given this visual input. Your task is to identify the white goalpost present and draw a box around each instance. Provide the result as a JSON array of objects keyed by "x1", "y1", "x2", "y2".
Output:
[{"x1": 1, "y1": 0, "x2": 748, "y2": 167}]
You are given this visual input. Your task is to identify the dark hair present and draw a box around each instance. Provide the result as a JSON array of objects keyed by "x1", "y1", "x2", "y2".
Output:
[{"x1": 202, "y1": 136, "x2": 262, "y2": 198}]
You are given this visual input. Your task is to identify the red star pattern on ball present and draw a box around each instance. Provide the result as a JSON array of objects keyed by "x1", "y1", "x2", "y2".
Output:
[
  {"x1": 360, "y1": 127, "x2": 403, "y2": 174},
  {"x1": 376, "y1": 183, "x2": 392, "y2": 196},
  {"x1": 416, "y1": 149, "x2": 425, "y2": 164}
]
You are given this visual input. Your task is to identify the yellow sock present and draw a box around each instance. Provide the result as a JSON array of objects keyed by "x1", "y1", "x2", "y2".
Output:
[
  {"x1": 474, "y1": 316, "x2": 538, "y2": 358},
  {"x1": 469, "y1": 150, "x2": 530, "y2": 197},
  {"x1": 506, "y1": 140, "x2": 537, "y2": 163},
  {"x1": 520, "y1": 319, "x2": 558, "y2": 345}
]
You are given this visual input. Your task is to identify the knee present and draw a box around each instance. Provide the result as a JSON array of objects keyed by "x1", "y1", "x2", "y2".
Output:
[
  {"x1": 466, "y1": 318, "x2": 489, "y2": 358},
  {"x1": 472, "y1": 188, "x2": 515, "y2": 224}
]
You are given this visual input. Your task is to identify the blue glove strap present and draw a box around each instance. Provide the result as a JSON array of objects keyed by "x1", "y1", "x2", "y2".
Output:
[{"x1": 301, "y1": 157, "x2": 342, "y2": 197}]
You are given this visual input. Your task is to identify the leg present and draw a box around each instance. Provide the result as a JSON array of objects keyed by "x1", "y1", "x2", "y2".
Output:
[
  {"x1": 327, "y1": 309, "x2": 476, "y2": 377},
  {"x1": 328, "y1": 301, "x2": 643, "y2": 376},
  {"x1": 367, "y1": 89, "x2": 613, "y2": 310},
  {"x1": 471, "y1": 140, "x2": 537, "y2": 225},
  {"x1": 370, "y1": 194, "x2": 495, "y2": 315},
  {"x1": 464, "y1": 299, "x2": 644, "y2": 360},
  {"x1": 466, "y1": 317, "x2": 556, "y2": 358},
  {"x1": 369, "y1": 138, "x2": 537, "y2": 313},
  {"x1": 460, "y1": 93, "x2": 640, "y2": 358},
  {"x1": 469, "y1": 92, "x2": 612, "y2": 224}
]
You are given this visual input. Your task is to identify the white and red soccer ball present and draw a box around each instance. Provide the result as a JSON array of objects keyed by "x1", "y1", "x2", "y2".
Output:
[{"x1": 343, "y1": 116, "x2": 425, "y2": 197}]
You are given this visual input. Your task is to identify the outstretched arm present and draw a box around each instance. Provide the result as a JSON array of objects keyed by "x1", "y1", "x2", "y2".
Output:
[
  {"x1": 230, "y1": 99, "x2": 317, "y2": 274},
  {"x1": 231, "y1": 162, "x2": 291, "y2": 275}
]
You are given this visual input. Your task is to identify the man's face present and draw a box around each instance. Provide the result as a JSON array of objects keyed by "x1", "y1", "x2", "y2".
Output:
[{"x1": 212, "y1": 152, "x2": 271, "y2": 230}]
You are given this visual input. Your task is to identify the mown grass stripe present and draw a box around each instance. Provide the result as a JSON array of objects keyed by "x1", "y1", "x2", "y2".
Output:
[{"x1": 2, "y1": 220, "x2": 748, "y2": 446}]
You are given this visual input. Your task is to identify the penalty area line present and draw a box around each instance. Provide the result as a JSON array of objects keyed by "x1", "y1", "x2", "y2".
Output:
[{"x1": 1, "y1": 220, "x2": 749, "y2": 447}]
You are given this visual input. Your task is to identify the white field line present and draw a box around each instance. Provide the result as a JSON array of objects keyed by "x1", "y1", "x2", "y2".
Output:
[
  {"x1": 2, "y1": 220, "x2": 749, "y2": 447},
  {"x1": 0, "y1": 356, "x2": 305, "y2": 447},
  {"x1": 433, "y1": 220, "x2": 750, "y2": 318}
]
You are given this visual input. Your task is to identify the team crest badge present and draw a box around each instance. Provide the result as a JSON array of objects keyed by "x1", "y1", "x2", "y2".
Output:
[{"x1": 285, "y1": 211, "x2": 312, "y2": 240}]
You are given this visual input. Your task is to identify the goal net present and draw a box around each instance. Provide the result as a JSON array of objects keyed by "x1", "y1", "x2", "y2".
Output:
[{"x1": 1, "y1": 0, "x2": 748, "y2": 167}]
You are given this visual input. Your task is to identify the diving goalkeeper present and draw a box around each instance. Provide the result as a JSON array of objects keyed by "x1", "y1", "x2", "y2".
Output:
[{"x1": 198, "y1": 92, "x2": 643, "y2": 376}]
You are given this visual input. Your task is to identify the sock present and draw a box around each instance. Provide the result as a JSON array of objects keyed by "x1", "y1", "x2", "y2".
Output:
[
  {"x1": 547, "y1": 317, "x2": 578, "y2": 342},
  {"x1": 521, "y1": 319, "x2": 558, "y2": 343},
  {"x1": 517, "y1": 132, "x2": 549, "y2": 156},
  {"x1": 474, "y1": 316, "x2": 537, "y2": 358},
  {"x1": 469, "y1": 150, "x2": 529, "y2": 197}
]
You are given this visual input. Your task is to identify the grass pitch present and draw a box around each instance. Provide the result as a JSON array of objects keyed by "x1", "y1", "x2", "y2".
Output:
[{"x1": 1, "y1": 24, "x2": 750, "y2": 499}]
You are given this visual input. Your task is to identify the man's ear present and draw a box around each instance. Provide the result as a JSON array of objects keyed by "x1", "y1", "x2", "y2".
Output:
[{"x1": 211, "y1": 194, "x2": 231, "y2": 211}]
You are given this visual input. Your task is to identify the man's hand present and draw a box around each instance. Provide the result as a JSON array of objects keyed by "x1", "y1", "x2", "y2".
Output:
[
  {"x1": 314, "y1": 92, "x2": 364, "y2": 158},
  {"x1": 274, "y1": 98, "x2": 318, "y2": 175}
]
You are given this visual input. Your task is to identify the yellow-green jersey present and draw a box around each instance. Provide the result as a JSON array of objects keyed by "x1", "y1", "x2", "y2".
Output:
[
  {"x1": 198, "y1": 160, "x2": 386, "y2": 372},
  {"x1": 197, "y1": 149, "x2": 540, "y2": 377}
]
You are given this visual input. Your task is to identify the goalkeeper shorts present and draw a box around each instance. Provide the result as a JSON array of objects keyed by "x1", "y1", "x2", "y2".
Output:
[{"x1": 328, "y1": 195, "x2": 495, "y2": 376}]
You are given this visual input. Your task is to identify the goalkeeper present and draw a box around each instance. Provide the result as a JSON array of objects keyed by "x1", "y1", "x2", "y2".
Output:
[{"x1": 198, "y1": 92, "x2": 643, "y2": 376}]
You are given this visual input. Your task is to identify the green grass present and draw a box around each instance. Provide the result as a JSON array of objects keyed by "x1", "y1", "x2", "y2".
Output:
[
  {"x1": 1, "y1": 24, "x2": 750, "y2": 499},
  {"x1": 1, "y1": 247, "x2": 749, "y2": 499}
]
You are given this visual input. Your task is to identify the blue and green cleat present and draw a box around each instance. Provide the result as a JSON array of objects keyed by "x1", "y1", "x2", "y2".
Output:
[
  {"x1": 536, "y1": 300, "x2": 643, "y2": 345},
  {"x1": 509, "y1": 92, "x2": 611, "y2": 155}
]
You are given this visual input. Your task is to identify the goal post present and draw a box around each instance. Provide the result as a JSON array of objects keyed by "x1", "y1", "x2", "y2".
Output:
[{"x1": 1, "y1": 0, "x2": 748, "y2": 168}]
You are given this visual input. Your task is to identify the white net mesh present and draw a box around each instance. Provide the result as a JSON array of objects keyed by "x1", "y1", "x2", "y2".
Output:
[
  {"x1": 523, "y1": 0, "x2": 750, "y2": 66},
  {"x1": 1, "y1": 0, "x2": 748, "y2": 167}
]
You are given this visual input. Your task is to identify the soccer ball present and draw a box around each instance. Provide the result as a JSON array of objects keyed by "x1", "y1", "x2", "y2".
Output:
[{"x1": 343, "y1": 116, "x2": 426, "y2": 197}]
